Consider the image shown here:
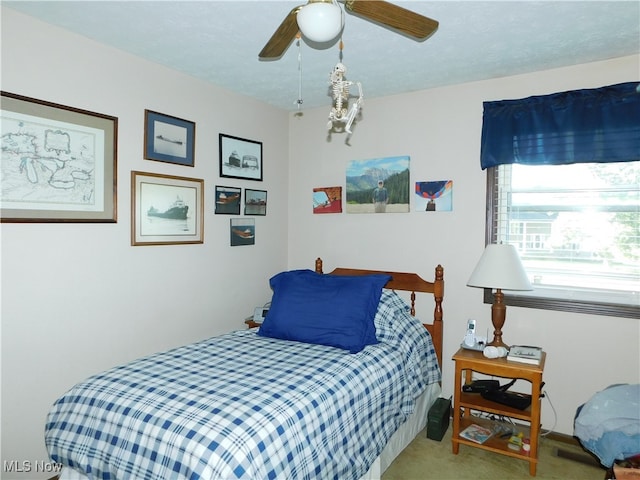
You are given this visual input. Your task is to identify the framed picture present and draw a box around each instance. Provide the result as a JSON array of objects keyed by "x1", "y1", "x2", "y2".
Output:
[
  {"x1": 313, "y1": 186, "x2": 342, "y2": 214},
  {"x1": 415, "y1": 180, "x2": 454, "y2": 212},
  {"x1": 346, "y1": 156, "x2": 410, "y2": 214},
  {"x1": 219, "y1": 133, "x2": 263, "y2": 181},
  {"x1": 244, "y1": 189, "x2": 267, "y2": 216},
  {"x1": 144, "y1": 109, "x2": 195, "y2": 167},
  {"x1": 131, "y1": 171, "x2": 204, "y2": 246},
  {"x1": 230, "y1": 217, "x2": 255, "y2": 246},
  {"x1": 0, "y1": 91, "x2": 117, "y2": 222},
  {"x1": 215, "y1": 185, "x2": 241, "y2": 215}
]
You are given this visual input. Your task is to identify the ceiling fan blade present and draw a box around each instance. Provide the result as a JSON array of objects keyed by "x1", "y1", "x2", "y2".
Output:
[
  {"x1": 344, "y1": 0, "x2": 438, "y2": 40},
  {"x1": 259, "y1": 6, "x2": 303, "y2": 59}
]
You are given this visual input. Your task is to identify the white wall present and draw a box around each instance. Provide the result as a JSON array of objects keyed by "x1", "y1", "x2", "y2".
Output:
[
  {"x1": 288, "y1": 56, "x2": 640, "y2": 436},
  {"x1": 2, "y1": 6, "x2": 639, "y2": 480},
  {"x1": 1, "y1": 9, "x2": 290, "y2": 478}
]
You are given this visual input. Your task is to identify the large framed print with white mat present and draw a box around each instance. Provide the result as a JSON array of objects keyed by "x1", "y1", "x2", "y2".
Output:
[
  {"x1": 1, "y1": 91, "x2": 117, "y2": 223},
  {"x1": 131, "y1": 171, "x2": 204, "y2": 246}
]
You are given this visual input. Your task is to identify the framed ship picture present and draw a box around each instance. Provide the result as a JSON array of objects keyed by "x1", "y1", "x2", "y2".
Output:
[
  {"x1": 131, "y1": 171, "x2": 204, "y2": 246},
  {"x1": 144, "y1": 110, "x2": 195, "y2": 167},
  {"x1": 215, "y1": 185, "x2": 241, "y2": 215},
  {"x1": 244, "y1": 189, "x2": 267, "y2": 216},
  {"x1": 230, "y1": 218, "x2": 255, "y2": 246},
  {"x1": 219, "y1": 134, "x2": 263, "y2": 181}
]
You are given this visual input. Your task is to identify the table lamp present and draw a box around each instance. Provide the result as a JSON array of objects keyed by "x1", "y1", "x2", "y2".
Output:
[{"x1": 467, "y1": 243, "x2": 532, "y2": 348}]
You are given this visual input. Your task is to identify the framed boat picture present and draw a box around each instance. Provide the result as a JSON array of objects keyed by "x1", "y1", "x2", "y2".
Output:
[
  {"x1": 230, "y1": 217, "x2": 255, "y2": 246},
  {"x1": 214, "y1": 185, "x2": 241, "y2": 215},
  {"x1": 244, "y1": 189, "x2": 267, "y2": 216},
  {"x1": 144, "y1": 110, "x2": 195, "y2": 167},
  {"x1": 131, "y1": 171, "x2": 204, "y2": 246},
  {"x1": 219, "y1": 133, "x2": 263, "y2": 181}
]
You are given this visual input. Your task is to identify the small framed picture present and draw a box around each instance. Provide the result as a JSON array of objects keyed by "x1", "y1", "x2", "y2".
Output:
[
  {"x1": 131, "y1": 171, "x2": 204, "y2": 246},
  {"x1": 313, "y1": 186, "x2": 342, "y2": 214},
  {"x1": 144, "y1": 110, "x2": 195, "y2": 166},
  {"x1": 219, "y1": 133, "x2": 263, "y2": 181},
  {"x1": 215, "y1": 185, "x2": 241, "y2": 215},
  {"x1": 244, "y1": 189, "x2": 267, "y2": 216},
  {"x1": 230, "y1": 218, "x2": 255, "y2": 246},
  {"x1": 415, "y1": 180, "x2": 454, "y2": 212}
]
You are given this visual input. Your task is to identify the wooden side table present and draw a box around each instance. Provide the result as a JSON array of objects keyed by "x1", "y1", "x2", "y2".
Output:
[
  {"x1": 451, "y1": 347, "x2": 546, "y2": 476},
  {"x1": 244, "y1": 318, "x2": 261, "y2": 329}
]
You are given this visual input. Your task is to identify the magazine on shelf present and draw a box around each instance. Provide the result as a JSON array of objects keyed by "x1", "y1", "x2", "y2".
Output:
[
  {"x1": 459, "y1": 423, "x2": 493, "y2": 444},
  {"x1": 507, "y1": 345, "x2": 542, "y2": 365}
]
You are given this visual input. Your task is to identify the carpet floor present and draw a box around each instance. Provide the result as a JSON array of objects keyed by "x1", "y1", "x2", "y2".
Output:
[{"x1": 382, "y1": 427, "x2": 607, "y2": 480}]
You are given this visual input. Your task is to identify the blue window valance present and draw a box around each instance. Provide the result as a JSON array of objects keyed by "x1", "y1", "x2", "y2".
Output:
[{"x1": 480, "y1": 82, "x2": 640, "y2": 170}]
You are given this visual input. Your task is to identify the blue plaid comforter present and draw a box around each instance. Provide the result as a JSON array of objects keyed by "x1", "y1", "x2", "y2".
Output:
[{"x1": 45, "y1": 291, "x2": 441, "y2": 480}]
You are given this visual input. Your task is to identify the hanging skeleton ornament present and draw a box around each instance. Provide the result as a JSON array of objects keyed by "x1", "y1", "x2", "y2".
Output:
[{"x1": 327, "y1": 62, "x2": 363, "y2": 134}]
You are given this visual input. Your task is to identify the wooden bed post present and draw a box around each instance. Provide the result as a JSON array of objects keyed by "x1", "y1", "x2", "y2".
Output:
[{"x1": 431, "y1": 265, "x2": 444, "y2": 368}]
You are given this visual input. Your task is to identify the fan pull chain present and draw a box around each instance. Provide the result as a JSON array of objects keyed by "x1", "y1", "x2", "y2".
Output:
[
  {"x1": 339, "y1": 38, "x2": 344, "y2": 63},
  {"x1": 295, "y1": 32, "x2": 303, "y2": 110}
]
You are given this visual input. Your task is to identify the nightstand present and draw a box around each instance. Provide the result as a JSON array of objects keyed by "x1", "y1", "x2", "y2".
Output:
[
  {"x1": 451, "y1": 347, "x2": 546, "y2": 476},
  {"x1": 244, "y1": 318, "x2": 261, "y2": 329}
]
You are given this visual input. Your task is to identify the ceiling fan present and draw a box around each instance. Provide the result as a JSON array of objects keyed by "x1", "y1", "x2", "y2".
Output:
[{"x1": 259, "y1": 0, "x2": 439, "y2": 60}]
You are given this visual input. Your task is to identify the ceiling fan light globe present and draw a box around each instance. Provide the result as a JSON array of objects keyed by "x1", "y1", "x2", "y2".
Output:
[{"x1": 297, "y1": 2, "x2": 343, "y2": 43}]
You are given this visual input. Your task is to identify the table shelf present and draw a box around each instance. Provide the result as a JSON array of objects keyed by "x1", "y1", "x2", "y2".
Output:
[
  {"x1": 456, "y1": 415, "x2": 533, "y2": 461},
  {"x1": 451, "y1": 348, "x2": 546, "y2": 476}
]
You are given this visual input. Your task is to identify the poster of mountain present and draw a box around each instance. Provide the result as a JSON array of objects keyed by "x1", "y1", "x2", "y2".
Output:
[{"x1": 346, "y1": 156, "x2": 410, "y2": 214}]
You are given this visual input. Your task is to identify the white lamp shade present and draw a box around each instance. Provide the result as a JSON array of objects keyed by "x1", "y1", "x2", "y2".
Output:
[
  {"x1": 297, "y1": 1, "x2": 343, "y2": 43},
  {"x1": 467, "y1": 244, "x2": 533, "y2": 291}
]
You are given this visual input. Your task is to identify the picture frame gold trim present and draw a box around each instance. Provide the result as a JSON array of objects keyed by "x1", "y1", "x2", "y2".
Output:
[
  {"x1": 131, "y1": 171, "x2": 204, "y2": 246},
  {"x1": 1, "y1": 91, "x2": 117, "y2": 223}
]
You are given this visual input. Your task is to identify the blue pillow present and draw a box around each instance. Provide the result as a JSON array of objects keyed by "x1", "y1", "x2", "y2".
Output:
[{"x1": 257, "y1": 270, "x2": 391, "y2": 353}]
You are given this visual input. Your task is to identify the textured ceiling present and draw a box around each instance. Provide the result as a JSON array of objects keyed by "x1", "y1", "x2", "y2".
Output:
[{"x1": 5, "y1": 1, "x2": 640, "y2": 111}]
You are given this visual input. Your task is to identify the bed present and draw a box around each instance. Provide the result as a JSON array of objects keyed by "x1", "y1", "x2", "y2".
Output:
[{"x1": 46, "y1": 258, "x2": 444, "y2": 480}]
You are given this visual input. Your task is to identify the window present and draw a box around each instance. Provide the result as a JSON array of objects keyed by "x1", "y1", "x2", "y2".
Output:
[{"x1": 487, "y1": 161, "x2": 639, "y2": 318}]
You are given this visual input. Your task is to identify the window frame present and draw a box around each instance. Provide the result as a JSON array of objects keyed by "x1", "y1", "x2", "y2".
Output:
[{"x1": 484, "y1": 166, "x2": 639, "y2": 320}]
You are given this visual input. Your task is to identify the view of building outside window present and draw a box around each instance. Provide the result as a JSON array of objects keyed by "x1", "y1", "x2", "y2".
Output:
[{"x1": 493, "y1": 161, "x2": 639, "y2": 307}]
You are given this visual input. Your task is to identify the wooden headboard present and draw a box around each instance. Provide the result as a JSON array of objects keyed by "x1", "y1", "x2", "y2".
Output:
[{"x1": 314, "y1": 257, "x2": 444, "y2": 368}]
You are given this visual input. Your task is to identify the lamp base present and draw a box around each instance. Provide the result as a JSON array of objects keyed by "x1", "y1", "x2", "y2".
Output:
[
  {"x1": 489, "y1": 288, "x2": 509, "y2": 349},
  {"x1": 487, "y1": 338, "x2": 509, "y2": 349}
]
